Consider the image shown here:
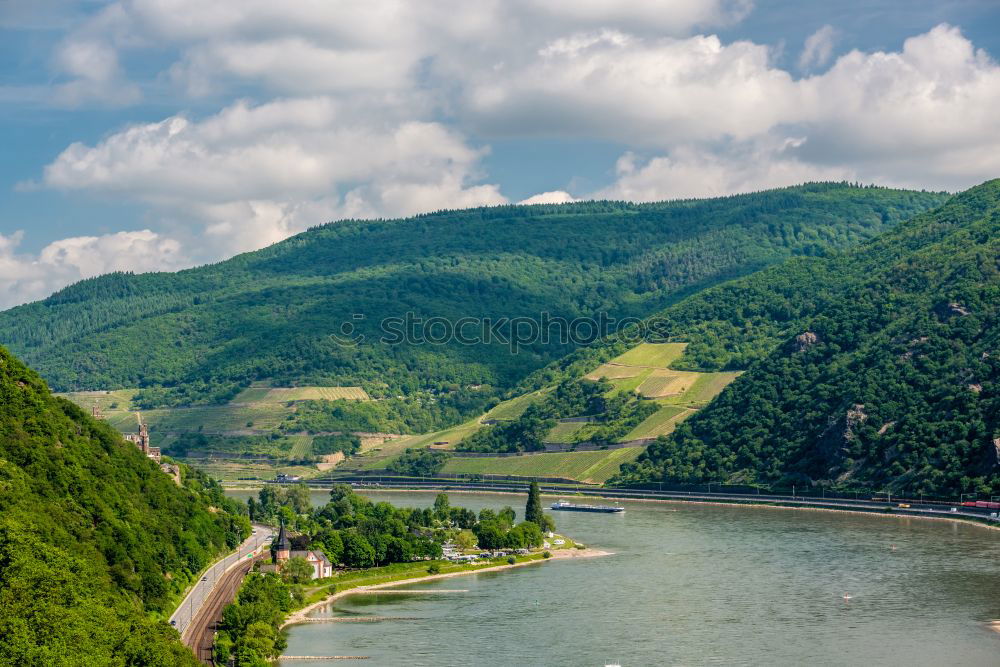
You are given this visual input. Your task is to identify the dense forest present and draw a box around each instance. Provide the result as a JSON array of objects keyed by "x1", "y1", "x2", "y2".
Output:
[
  {"x1": 0, "y1": 185, "x2": 945, "y2": 421},
  {"x1": 0, "y1": 345, "x2": 250, "y2": 664},
  {"x1": 611, "y1": 179, "x2": 1000, "y2": 496}
]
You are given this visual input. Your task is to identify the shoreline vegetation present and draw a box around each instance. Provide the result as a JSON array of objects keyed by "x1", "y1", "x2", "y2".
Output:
[
  {"x1": 282, "y1": 546, "x2": 611, "y2": 629},
  {"x1": 215, "y1": 482, "x2": 586, "y2": 664},
  {"x1": 226, "y1": 485, "x2": 1000, "y2": 533}
]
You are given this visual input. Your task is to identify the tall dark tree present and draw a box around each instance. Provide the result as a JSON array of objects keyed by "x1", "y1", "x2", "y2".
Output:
[{"x1": 525, "y1": 482, "x2": 543, "y2": 526}]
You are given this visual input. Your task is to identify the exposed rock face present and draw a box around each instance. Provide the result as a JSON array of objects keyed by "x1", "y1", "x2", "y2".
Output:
[
  {"x1": 845, "y1": 404, "x2": 868, "y2": 441},
  {"x1": 935, "y1": 301, "x2": 971, "y2": 318},
  {"x1": 994, "y1": 438, "x2": 1000, "y2": 467},
  {"x1": 159, "y1": 462, "x2": 181, "y2": 486},
  {"x1": 795, "y1": 331, "x2": 818, "y2": 351},
  {"x1": 949, "y1": 302, "x2": 971, "y2": 316},
  {"x1": 968, "y1": 384, "x2": 983, "y2": 394},
  {"x1": 877, "y1": 421, "x2": 895, "y2": 435},
  {"x1": 900, "y1": 337, "x2": 929, "y2": 361},
  {"x1": 817, "y1": 404, "x2": 867, "y2": 470}
]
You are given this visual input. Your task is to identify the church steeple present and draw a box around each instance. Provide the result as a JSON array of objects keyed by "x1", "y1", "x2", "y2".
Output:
[{"x1": 275, "y1": 517, "x2": 291, "y2": 562}]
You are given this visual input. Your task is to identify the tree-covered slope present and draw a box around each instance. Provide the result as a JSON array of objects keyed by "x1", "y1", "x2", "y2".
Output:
[
  {"x1": 613, "y1": 179, "x2": 1000, "y2": 496},
  {"x1": 0, "y1": 345, "x2": 250, "y2": 664},
  {"x1": 0, "y1": 184, "x2": 945, "y2": 412}
]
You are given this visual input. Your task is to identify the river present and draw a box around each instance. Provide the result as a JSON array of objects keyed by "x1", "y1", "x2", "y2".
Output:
[{"x1": 226, "y1": 489, "x2": 1000, "y2": 666}]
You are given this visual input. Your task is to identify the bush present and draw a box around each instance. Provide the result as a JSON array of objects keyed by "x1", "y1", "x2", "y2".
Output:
[
  {"x1": 507, "y1": 556, "x2": 516, "y2": 565},
  {"x1": 427, "y1": 563, "x2": 441, "y2": 574},
  {"x1": 387, "y1": 448, "x2": 449, "y2": 476},
  {"x1": 542, "y1": 551, "x2": 551, "y2": 559}
]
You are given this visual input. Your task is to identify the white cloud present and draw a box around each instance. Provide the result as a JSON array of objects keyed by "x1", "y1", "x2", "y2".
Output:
[
  {"x1": 466, "y1": 31, "x2": 798, "y2": 145},
  {"x1": 17, "y1": 5, "x2": 1000, "y2": 308},
  {"x1": 799, "y1": 25, "x2": 837, "y2": 71},
  {"x1": 50, "y1": 0, "x2": 754, "y2": 104},
  {"x1": 518, "y1": 190, "x2": 578, "y2": 205},
  {"x1": 524, "y1": 0, "x2": 752, "y2": 33},
  {"x1": 52, "y1": 38, "x2": 141, "y2": 106},
  {"x1": 42, "y1": 97, "x2": 507, "y2": 259},
  {"x1": 0, "y1": 230, "x2": 183, "y2": 309},
  {"x1": 594, "y1": 144, "x2": 851, "y2": 202},
  {"x1": 508, "y1": 25, "x2": 1000, "y2": 200}
]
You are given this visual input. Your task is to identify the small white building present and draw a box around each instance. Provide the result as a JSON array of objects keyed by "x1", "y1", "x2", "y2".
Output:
[{"x1": 288, "y1": 549, "x2": 333, "y2": 579}]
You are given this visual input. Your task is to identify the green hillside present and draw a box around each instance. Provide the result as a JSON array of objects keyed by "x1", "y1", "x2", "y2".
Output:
[
  {"x1": 613, "y1": 179, "x2": 1000, "y2": 496},
  {"x1": 338, "y1": 341, "x2": 740, "y2": 483},
  {"x1": 452, "y1": 342, "x2": 739, "y2": 454},
  {"x1": 0, "y1": 185, "x2": 945, "y2": 425},
  {"x1": 0, "y1": 345, "x2": 250, "y2": 664}
]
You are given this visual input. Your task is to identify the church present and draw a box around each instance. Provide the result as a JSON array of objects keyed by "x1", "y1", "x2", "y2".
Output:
[{"x1": 272, "y1": 520, "x2": 333, "y2": 580}]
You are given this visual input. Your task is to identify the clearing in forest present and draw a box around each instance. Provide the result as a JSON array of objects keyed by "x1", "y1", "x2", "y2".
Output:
[
  {"x1": 607, "y1": 342, "x2": 687, "y2": 368},
  {"x1": 232, "y1": 386, "x2": 371, "y2": 403},
  {"x1": 439, "y1": 447, "x2": 645, "y2": 484},
  {"x1": 585, "y1": 363, "x2": 643, "y2": 380},
  {"x1": 635, "y1": 370, "x2": 692, "y2": 398}
]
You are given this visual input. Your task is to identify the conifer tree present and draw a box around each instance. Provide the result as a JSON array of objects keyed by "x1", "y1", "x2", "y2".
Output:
[{"x1": 525, "y1": 481, "x2": 543, "y2": 526}]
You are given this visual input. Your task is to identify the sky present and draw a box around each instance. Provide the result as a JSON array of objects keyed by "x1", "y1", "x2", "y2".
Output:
[{"x1": 1, "y1": 0, "x2": 999, "y2": 308}]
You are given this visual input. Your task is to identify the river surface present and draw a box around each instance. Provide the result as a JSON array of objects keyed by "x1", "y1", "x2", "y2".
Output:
[{"x1": 226, "y1": 489, "x2": 1000, "y2": 666}]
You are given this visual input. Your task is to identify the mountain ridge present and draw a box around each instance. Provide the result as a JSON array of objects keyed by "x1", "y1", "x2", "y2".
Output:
[
  {"x1": 611, "y1": 179, "x2": 1000, "y2": 495},
  {"x1": 0, "y1": 183, "x2": 946, "y2": 425}
]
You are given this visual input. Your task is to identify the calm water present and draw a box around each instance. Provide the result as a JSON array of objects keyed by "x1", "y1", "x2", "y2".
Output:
[{"x1": 227, "y1": 490, "x2": 1000, "y2": 666}]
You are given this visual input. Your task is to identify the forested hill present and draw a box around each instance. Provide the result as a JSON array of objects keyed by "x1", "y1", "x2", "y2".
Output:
[
  {"x1": 0, "y1": 345, "x2": 250, "y2": 664},
  {"x1": 612, "y1": 179, "x2": 1000, "y2": 496},
  {"x1": 0, "y1": 184, "x2": 944, "y2": 411}
]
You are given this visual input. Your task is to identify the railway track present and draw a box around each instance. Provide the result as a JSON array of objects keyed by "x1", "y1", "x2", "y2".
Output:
[{"x1": 185, "y1": 555, "x2": 262, "y2": 664}]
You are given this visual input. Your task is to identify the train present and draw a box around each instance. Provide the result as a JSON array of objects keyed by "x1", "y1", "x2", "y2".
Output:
[{"x1": 961, "y1": 500, "x2": 1000, "y2": 510}]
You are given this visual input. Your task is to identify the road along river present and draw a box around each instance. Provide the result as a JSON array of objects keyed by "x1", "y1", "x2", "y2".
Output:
[
  {"x1": 168, "y1": 524, "x2": 273, "y2": 643},
  {"x1": 226, "y1": 489, "x2": 1000, "y2": 666}
]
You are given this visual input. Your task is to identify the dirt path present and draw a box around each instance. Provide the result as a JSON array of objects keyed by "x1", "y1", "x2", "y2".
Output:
[{"x1": 281, "y1": 548, "x2": 612, "y2": 629}]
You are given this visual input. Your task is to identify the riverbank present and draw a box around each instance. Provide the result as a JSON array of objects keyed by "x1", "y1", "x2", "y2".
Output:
[
  {"x1": 262, "y1": 485, "x2": 1000, "y2": 533},
  {"x1": 282, "y1": 547, "x2": 611, "y2": 629}
]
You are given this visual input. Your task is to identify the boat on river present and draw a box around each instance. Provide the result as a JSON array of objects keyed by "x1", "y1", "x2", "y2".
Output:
[{"x1": 550, "y1": 500, "x2": 624, "y2": 513}]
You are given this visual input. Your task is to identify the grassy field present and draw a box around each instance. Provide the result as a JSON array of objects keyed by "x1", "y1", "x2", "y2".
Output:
[
  {"x1": 545, "y1": 421, "x2": 587, "y2": 444},
  {"x1": 347, "y1": 418, "x2": 484, "y2": 471},
  {"x1": 62, "y1": 389, "x2": 301, "y2": 435},
  {"x1": 584, "y1": 363, "x2": 643, "y2": 380},
  {"x1": 296, "y1": 550, "x2": 563, "y2": 612},
  {"x1": 56, "y1": 389, "x2": 139, "y2": 412},
  {"x1": 635, "y1": 370, "x2": 691, "y2": 398},
  {"x1": 482, "y1": 389, "x2": 547, "y2": 421},
  {"x1": 439, "y1": 447, "x2": 644, "y2": 484},
  {"x1": 678, "y1": 372, "x2": 743, "y2": 405},
  {"x1": 141, "y1": 404, "x2": 292, "y2": 433},
  {"x1": 625, "y1": 405, "x2": 691, "y2": 440},
  {"x1": 232, "y1": 385, "x2": 370, "y2": 403},
  {"x1": 187, "y1": 461, "x2": 319, "y2": 483},
  {"x1": 286, "y1": 434, "x2": 314, "y2": 458},
  {"x1": 59, "y1": 342, "x2": 737, "y2": 485},
  {"x1": 607, "y1": 342, "x2": 687, "y2": 367},
  {"x1": 603, "y1": 368, "x2": 653, "y2": 396}
]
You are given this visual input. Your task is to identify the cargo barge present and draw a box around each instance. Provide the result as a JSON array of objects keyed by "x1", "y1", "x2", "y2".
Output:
[{"x1": 551, "y1": 500, "x2": 624, "y2": 513}]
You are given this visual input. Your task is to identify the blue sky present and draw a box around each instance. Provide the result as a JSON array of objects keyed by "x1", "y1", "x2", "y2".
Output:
[{"x1": 1, "y1": 0, "x2": 999, "y2": 307}]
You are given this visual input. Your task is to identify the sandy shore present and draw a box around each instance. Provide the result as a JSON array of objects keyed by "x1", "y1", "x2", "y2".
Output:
[
  {"x1": 281, "y1": 547, "x2": 612, "y2": 629},
  {"x1": 988, "y1": 621, "x2": 1000, "y2": 635}
]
